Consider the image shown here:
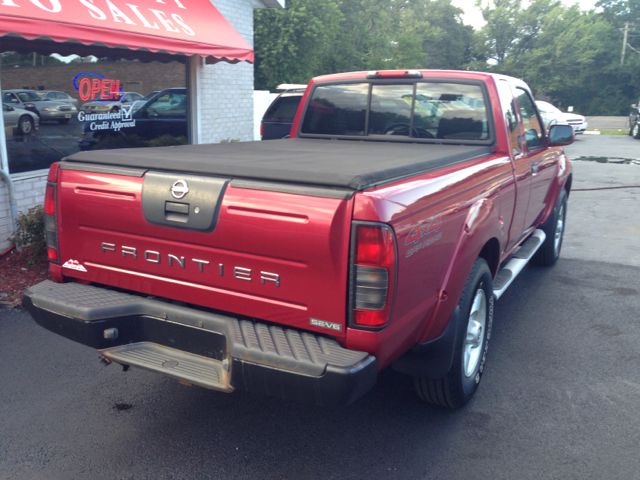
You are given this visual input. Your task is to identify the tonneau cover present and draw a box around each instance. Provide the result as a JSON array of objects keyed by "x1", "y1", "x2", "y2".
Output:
[{"x1": 64, "y1": 138, "x2": 493, "y2": 191}]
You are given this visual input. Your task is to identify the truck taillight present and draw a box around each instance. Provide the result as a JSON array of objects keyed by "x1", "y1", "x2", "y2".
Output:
[
  {"x1": 351, "y1": 224, "x2": 396, "y2": 328},
  {"x1": 44, "y1": 182, "x2": 60, "y2": 264}
]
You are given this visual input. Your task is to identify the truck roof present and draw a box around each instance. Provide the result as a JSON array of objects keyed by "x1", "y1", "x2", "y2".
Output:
[{"x1": 64, "y1": 138, "x2": 492, "y2": 191}]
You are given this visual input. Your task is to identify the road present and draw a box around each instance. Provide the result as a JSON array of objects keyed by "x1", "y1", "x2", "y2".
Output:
[{"x1": 1, "y1": 136, "x2": 639, "y2": 479}]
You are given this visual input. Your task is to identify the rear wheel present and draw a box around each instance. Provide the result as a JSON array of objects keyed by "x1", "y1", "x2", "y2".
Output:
[
  {"x1": 414, "y1": 258, "x2": 493, "y2": 408},
  {"x1": 532, "y1": 189, "x2": 567, "y2": 266},
  {"x1": 18, "y1": 115, "x2": 34, "y2": 135}
]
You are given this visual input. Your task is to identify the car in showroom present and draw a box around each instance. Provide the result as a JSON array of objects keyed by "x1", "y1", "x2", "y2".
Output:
[
  {"x1": 535, "y1": 100, "x2": 587, "y2": 134},
  {"x1": 2, "y1": 102, "x2": 39, "y2": 135},
  {"x1": 80, "y1": 91, "x2": 143, "y2": 114},
  {"x1": 36, "y1": 90, "x2": 79, "y2": 107},
  {"x1": 129, "y1": 91, "x2": 160, "y2": 112},
  {"x1": 2, "y1": 89, "x2": 76, "y2": 123},
  {"x1": 261, "y1": 84, "x2": 306, "y2": 140}
]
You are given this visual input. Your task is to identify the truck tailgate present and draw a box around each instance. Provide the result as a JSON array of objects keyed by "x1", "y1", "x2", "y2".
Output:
[{"x1": 55, "y1": 168, "x2": 354, "y2": 337}]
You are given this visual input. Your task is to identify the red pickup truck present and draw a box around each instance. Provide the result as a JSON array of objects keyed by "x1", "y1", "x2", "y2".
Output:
[{"x1": 24, "y1": 70, "x2": 574, "y2": 408}]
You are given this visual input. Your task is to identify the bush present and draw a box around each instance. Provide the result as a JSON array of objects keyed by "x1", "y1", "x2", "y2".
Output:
[
  {"x1": 9, "y1": 205, "x2": 46, "y2": 264},
  {"x1": 147, "y1": 134, "x2": 188, "y2": 147}
]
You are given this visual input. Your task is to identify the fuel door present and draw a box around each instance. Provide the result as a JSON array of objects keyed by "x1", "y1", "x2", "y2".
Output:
[{"x1": 141, "y1": 171, "x2": 229, "y2": 232}]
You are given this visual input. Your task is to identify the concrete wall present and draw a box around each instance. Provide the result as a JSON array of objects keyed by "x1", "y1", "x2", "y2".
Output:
[{"x1": 0, "y1": 171, "x2": 47, "y2": 251}]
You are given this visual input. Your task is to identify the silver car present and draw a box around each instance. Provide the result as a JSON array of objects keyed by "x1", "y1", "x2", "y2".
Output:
[
  {"x1": 2, "y1": 103, "x2": 39, "y2": 135},
  {"x1": 80, "y1": 91, "x2": 143, "y2": 114},
  {"x1": 36, "y1": 90, "x2": 79, "y2": 108},
  {"x1": 2, "y1": 90, "x2": 77, "y2": 124}
]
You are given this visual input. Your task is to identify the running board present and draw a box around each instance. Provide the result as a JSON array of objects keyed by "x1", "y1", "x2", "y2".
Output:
[
  {"x1": 493, "y1": 229, "x2": 546, "y2": 300},
  {"x1": 99, "y1": 342, "x2": 233, "y2": 392}
]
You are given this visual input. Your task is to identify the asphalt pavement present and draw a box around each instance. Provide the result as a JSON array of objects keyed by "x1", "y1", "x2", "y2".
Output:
[{"x1": 1, "y1": 135, "x2": 639, "y2": 479}]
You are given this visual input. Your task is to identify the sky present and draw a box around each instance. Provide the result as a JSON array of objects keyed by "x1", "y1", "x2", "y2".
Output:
[{"x1": 452, "y1": 0, "x2": 600, "y2": 30}]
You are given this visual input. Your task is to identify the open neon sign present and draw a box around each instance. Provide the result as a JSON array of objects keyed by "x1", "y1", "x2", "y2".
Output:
[{"x1": 73, "y1": 73, "x2": 123, "y2": 104}]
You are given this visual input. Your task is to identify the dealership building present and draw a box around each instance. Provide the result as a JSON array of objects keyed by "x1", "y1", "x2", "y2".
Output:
[{"x1": 0, "y1": 0, "x2": 283, "y2": 252}]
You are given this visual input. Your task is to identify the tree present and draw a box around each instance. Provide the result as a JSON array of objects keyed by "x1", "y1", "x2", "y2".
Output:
[{"x1": 254, "y1": 0, "x2": 343, "y2": 91}]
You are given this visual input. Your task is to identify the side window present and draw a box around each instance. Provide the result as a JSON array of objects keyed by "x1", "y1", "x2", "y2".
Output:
[
  {"x1": 497, "y1": 80, "x2": 521, "y2": 156},
  {"x1": 147, "y1": 92, "x2": 187, "y2": 117},
  {"x1": 4, "y1": 93, "x2": 14, "y2": 103},
  {"x1": 516, "y1": 88, "x2": 544, "y2": 149}
]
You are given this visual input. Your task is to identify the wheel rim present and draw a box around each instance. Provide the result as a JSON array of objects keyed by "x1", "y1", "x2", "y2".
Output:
[
  {"x1": 463, "y1": 289, "x2": 487, "y2": 378},
  {"x1": 554, "y1": 204, "x2": 565, "y2": 256},
  {"x1": 21, "y1": 118, "x2": 32, "y2": 133}
]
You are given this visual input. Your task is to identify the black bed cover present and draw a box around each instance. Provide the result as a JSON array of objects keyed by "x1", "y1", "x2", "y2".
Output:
[{"x1": 63, "y1": 138, "x2": 493, "y2": 191}]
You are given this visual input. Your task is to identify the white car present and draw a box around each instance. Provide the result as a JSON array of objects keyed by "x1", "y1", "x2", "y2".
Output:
[
  {"x1": 3, "y1": 103, "x2": 39, "y2": 135},
  {"x1": 536, "y1": 100, "x2": 587, "y2": 134}
]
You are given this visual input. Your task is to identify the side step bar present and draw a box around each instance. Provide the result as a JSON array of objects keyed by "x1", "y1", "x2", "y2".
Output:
[
  {"x1": 493, "y1": 229, "x2": 546, "y2": 300},
  {"x1": 100, "y1": 343, "x2": 233, "y2": 392}
]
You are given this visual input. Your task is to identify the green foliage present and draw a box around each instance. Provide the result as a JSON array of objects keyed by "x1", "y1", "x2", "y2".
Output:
[
  {"x1": 255, "y1": 0, "x2": 472, "y2": 89},
  {"x1": 147, "y1": 135, "x2": 188, "y2": 147},
  {"x1": 254, "y1": 0, "x2": 640, "y2": 115},
  {"x1": 9, "y1": 205, "x2": 46, "y2": 265},
  {"x1": 254, "y1": 0, "x2": 343, "y2": 91}
]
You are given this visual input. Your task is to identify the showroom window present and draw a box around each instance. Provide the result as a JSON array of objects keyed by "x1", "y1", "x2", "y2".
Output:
[{"x1": 2, "y1": 52, "x2": 189, "y2": 174}]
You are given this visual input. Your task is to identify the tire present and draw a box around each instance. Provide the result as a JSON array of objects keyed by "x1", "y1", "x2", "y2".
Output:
[
  {"x1": 111, "y1": 106, "x2": 120, "y2": 113},
  {"x1": 633, "y1": 123, "x2": 640, "y2": 139},
  {"x1": 18, "y1": 115, "x2": 34, "y2": 135},
  {"x1": 414, "y1": 258, "x2": 494, "y2": 408},
  {"x1": 532, "y1": 188, "x2": 568, "y2": 266}
]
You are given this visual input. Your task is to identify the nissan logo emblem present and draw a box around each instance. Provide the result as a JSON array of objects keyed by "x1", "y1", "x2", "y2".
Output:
[{"x1": 171, "y1": 179, "x2": 189, "y2": 199}]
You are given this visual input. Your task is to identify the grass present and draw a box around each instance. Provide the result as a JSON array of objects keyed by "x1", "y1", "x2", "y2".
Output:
[{"x1": 587, "y1": 129, "x2": 628, "y2": 135}]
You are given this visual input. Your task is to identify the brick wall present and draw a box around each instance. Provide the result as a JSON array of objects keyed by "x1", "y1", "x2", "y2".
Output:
[{"x1": 199, "y1": 0, "x2": 255, "y2": 143}]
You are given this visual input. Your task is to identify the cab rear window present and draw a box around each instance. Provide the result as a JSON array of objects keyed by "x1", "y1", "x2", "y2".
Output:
[{"x1": 301, "y1": 81, "x2": 490, "y2": 142}]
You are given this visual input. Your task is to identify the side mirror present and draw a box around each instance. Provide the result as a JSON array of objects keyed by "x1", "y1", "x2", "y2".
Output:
[
  {"x1": 11, "y1": 98, "x2": 18, "y2": 104},
  {"x1": 548, "y1": 124, "x2": 574, "y2": 146}
]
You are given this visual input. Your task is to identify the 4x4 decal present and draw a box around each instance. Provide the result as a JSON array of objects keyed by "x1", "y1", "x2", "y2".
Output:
[{"x1": 405, "y1": 213, "x2": 443, "y2": 258}]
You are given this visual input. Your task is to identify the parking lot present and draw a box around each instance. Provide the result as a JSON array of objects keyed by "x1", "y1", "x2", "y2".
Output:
[
  {"x1": 1, "y1": 134, "x2": 639, "y2": 479},
  {"x1": 7, "y1": 117, "x2": 82, "y2": 173}
]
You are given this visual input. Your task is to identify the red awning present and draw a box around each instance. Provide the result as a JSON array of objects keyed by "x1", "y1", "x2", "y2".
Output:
[{"x1": 0, "y1": 0, "x2": 253, "y2": 63}]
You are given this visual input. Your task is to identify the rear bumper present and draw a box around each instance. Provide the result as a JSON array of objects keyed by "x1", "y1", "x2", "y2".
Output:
[{"x1": 24, "y1": 281, "x2": 377, "y2": 406}]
